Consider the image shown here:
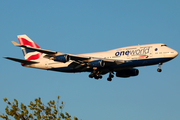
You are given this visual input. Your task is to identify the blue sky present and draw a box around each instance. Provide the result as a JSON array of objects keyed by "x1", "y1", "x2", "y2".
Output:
[{"x1": 0, "y1": 0, "x2": 180, "y2": 120}]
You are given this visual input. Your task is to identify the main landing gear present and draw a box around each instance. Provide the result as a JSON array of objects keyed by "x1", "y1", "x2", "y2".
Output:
[
  {"x1": 89, "y1": 72, "x2": 114, "y2": 81},
  {"x1": 157, "y1": 63, "x2": 162, "y2": 72},
  {"x1": 89, "y1": 67, "x2": 114, "y2": 81},
  {"x1": 89, "y1": 68, "x2": 103, "y2": 80},
  {"x1": 89, "y1": 73, "x2": 103, "y2": 79}
]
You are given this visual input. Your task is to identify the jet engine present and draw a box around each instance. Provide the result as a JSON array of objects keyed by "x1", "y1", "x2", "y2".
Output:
[
  {"x1": 116, "y1": 69, "x2": 139, "y2": 78},
  {"x1": 90, "y1": 60, "x2": 105, "y2": 67},
  {"x1": 54, "y1": 54, "x2": 69, "y2": 63}
]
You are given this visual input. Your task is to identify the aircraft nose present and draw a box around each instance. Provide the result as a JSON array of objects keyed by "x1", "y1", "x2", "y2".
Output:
[{"x1": 174, "y1": 50, "x2": 178, "y2": 57}]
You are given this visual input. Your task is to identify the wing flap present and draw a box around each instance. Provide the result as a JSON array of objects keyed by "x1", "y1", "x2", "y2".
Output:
[{"x1": 68, "y1": 62, "x2": 88, "y2": 71}]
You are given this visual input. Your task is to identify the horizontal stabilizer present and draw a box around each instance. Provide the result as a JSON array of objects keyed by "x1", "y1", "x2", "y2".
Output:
[
  {"x1": 3, "y1": 57, "x2": 39, "y2": 64},
  {"x1": 11, "y1": 41, "x2": 21, "y2": 46}
]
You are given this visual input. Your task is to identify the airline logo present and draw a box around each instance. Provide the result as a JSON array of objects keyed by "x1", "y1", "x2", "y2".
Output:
[
  {"x1": 18, "y1": 35, "x2": 42, "y2": 61},
  {"x1": 25, "y1": 53, "x2": 43, "y2": 61},
  {"x1": 115, "y1": 47, "x2": 150, "y2": 57},
  {"x1": 18, "y1": 37, "x2": 40, "y2": 48}
]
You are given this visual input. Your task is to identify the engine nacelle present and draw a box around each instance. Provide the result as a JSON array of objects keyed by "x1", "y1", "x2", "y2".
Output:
[
  {"x1": 54, "y1": 54, "x2": 69, "y2": 63},
  {"x1": 90, "y1": 60, "x2": 105, "y2": 67},
  {"x1": 116, "y1": 69, "x2": 139, "y2": 78}
]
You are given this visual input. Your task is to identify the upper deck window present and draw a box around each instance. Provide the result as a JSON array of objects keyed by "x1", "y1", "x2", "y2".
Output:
[{"x1": 161, "y1": 44, "x2": 167, "y2": 47}]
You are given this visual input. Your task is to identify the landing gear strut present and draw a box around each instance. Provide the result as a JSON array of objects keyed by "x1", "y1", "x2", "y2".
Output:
[
  {"x1": 107, "y1": 72, "x2": 114, "y2": 81},
  {"x1": 157, "y1": 63, "x2": 162, "y2": 72}
]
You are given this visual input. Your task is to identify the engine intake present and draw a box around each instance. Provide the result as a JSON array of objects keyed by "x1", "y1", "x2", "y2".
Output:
[
  {"x1": 90, "y1": 60, "x2": 105, "y2": 67},
  {"x1": 54, "y1": 54, "x2": 69, "y2": 63},
  {"x1": 116, "y1": 69, "x2": 139, "y2": 78}
]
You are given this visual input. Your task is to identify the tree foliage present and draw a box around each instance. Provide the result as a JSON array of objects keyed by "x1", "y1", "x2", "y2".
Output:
[{"x1": 0, "y1": 96, "x2": 79, "y2": 120}]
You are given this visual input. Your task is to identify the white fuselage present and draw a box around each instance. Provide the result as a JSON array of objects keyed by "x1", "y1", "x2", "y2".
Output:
[{"x1": 25, "y1": 43, "x2": 178, "y2": 73}]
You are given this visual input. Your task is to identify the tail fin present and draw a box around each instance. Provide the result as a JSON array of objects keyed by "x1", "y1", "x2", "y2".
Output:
[{"x1": 17, "y1": 35, "x2": 43, "y2": 61}]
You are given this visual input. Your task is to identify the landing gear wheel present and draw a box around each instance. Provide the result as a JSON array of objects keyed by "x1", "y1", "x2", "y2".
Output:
[
  {"x1": 110, "y1": 75, "x2": 114, "y2": 78},
  {"x1": 107, "y1": 72, "x2": 114, "y2": 81},
  {"x1": 94, "y1": 76, "x2": 99, "y2": 79},
  {"x1": 89, "y1": 74, "x2": 94, "y2": 78},
  {"x1": 98, "y1": 75, "x2": 102, "y2": 79},
  {"x1": 107, "y1": 77, "x2": 112, "y2": 81},
  {"x1": 157, "y1": 68, "x2": 162, "y2": 72}
]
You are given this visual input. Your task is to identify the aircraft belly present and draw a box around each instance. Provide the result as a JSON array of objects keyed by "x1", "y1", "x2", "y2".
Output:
[
  {"x1": 111, "y1": 57, "x2": 174, "y2": 68},
  {"x1": 48, "y1": 57, "x2": 174, "y2": 73}
]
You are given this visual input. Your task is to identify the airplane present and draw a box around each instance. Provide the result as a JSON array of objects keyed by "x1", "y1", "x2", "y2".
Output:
[{"x1": 4, "y1": 34, "x2": 178, "y2": 81}]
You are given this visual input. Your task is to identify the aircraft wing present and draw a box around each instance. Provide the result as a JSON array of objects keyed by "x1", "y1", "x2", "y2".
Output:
[
  {"x1": 68, "y1": 61, "x2": 88, "y2": 71},
  {"x1": 68, "y1": 59, "x2": 124, "y2": 71},
  {"x1": 12, "y1": 41, "x2": 91, "y2": 60},
  {"x1": 4, "y1": 57, "x2": 39, "y2": 64},
  {"x1": 68, "y1": 54, "x2": 91, "y2": 61},
  {"x1": 11, "y1": 41, "x2": 124, "y2": 67},
  {"x1": 100, "y1": 58, "x2": 124, "y2": 65}
]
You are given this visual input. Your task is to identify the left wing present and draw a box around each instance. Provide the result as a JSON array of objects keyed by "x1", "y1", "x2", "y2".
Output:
[{"x1": 12, "y1": 41, "x2": 90, "y2": 60}]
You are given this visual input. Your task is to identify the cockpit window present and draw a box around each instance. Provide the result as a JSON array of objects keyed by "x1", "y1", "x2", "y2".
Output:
[{"x1": 161, "y1": 44, "x2": 167, "y2": 47}]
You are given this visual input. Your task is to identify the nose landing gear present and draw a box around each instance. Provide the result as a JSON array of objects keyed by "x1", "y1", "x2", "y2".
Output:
[
  {"x1": 157, "y1": 63, "x2": 162, "y2": 72},
  {"x1": 107, "y1": 72, "x2": 114, "y2": 81}
]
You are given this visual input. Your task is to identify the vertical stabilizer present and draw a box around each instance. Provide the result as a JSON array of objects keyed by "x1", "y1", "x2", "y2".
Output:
[{"x1": 17, "y1": 35, "x2": 43, "y2": 61}]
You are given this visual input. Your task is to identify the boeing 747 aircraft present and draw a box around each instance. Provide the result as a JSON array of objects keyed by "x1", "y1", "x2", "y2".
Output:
[{"x1": 4, "y1": 35, "x2": 178, "y2": 81}]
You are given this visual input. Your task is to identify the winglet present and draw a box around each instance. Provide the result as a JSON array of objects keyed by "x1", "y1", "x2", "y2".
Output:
[{"x1": 11, "y1": 41, "x2": 21, "y2": 46}]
